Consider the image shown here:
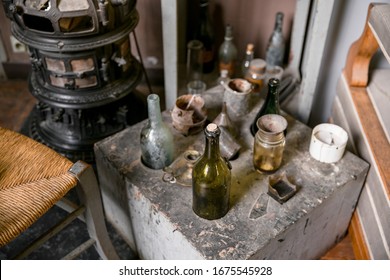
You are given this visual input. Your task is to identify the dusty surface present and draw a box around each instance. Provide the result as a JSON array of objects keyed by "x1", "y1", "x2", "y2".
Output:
[{"x1": 95, "y1": 86, "x2": 369, "y2": 259}]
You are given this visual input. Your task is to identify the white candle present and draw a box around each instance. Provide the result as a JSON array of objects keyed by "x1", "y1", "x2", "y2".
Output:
[{"x1": 309, "y1": 123, "x2": 348, "y2": 163}]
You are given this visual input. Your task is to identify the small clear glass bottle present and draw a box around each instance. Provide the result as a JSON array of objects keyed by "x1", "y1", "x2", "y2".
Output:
[
  {"x1": 253, "y1": 114, "x2": 287, "y2": 173},
  {"x1": 265, "y1": 12, "x2": 285, "y2": 68},
  {"x1": 186, "y1": 40, "x2": 207, "y2": 95},
  {"x1": 218, "y1": 24, "x2": 238, "y2": 78},
  {"x1": 192, "y1": 123, "x2": 231, "y2": 220},
  {"x1": 216, "y1": 69, "x2": 229, "y2": 86},
  {"x1": 186, "y1": 40, "x2": 204, "y2": 83},
  {"x1": 241, "y1": 43, "x2": 254, "y2": 78},
  {"x1": 140, "y1": 94, "x2": 175, "y2": 169}
]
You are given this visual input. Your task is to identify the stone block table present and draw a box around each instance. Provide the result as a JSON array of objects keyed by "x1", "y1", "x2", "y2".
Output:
[{"x1": 94, "y1": 86, "x2": 369, "y2": 259}]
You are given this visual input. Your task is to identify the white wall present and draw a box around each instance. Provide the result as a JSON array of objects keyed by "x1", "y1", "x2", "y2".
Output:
[{"x1": 309, "y1": 0, "x2": 390, "y2": 127}]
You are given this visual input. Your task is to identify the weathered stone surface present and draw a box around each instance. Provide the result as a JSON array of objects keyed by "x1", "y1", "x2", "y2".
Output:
[{"x1": 95, "y1": 86, "x2": 369, "y2": 259}]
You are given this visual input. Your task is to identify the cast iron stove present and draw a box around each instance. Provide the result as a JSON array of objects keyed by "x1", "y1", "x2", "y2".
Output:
[{"x1": 2, "y1": 0, "x2": 146, "y2": 162}]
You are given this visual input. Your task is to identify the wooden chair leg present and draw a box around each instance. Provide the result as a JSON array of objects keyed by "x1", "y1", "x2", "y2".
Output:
[{"x1": 68, "y1": 161, "x2": 120, "y2": 260}]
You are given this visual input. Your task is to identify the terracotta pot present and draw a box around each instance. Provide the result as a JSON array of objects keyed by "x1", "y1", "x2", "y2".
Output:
[{"x1": 171, "y1": 94, "x2": 207, "y2": 136}]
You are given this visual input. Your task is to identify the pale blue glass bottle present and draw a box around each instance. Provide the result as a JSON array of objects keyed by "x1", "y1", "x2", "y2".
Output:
[{"x1": 140, "y1": 94, "x2": 174, "y2": 169}]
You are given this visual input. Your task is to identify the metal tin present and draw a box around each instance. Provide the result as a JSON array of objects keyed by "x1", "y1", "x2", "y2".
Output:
[{"x1": 223, "y1": 78, "x2": 253, "y2": 118}]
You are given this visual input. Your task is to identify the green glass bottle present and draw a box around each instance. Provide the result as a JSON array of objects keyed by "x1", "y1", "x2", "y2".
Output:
[
  {"x1": 192, "y1": 123, "x2": 231, "y2": 220},
  {"x1": 250, "y1": 78, "x2": 281, "y2": 136},
  {"x1": 195, "y1": 0, "x2": 215, "y2": 73}
]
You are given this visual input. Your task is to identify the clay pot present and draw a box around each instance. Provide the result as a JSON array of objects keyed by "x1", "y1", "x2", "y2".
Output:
[{"x1": 171, "y1": 94, "x2": 207, "y2": 136}]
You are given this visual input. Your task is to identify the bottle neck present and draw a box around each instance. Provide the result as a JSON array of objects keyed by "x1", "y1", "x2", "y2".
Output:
[
  {"x1": 147, "y1": 94, "x2": 163, "y2": 127},
  {"x1": 245, "y1": 50, "x2": 254, "y2": 60},
  {"x1": 224, "y1": 25, "x2": 233, "y2": 41},
  {"x1": 197, "y1": 1, "x2": 213, "y2": 42},
  {"x1": 199, "y1": 1, "x2": 210, "y2": 21},
  {"x1": 265, "y1": 82, "x2": 279, "y2": 104},
  {"x1": 266, "y1": 86, "x2": 279, "y2": 102},
  {"x1": 204, "y1": 135, "x2": 220, "y2": 159},
  {"x1": 203, "y1": 124, "x2": 221, "y2": 159},
  {"x1": 274, "y1": 13, "x2": 284, "y2": 32},
  {"x1": 245, "y1": 44, "x2": 254, "y2": 56},
  {"x1": 220, "y1": 69, "x2": 228, "y2": 78}
]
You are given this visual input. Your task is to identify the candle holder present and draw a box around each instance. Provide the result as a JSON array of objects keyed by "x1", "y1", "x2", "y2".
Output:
[{"x1": 309, "y1": 123, "x2": 348, "y2": 163}]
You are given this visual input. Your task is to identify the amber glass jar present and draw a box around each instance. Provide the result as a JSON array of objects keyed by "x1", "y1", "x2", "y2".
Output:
[
  {"x1": 253, "y1": 114, "x2": 287, "y2": 173},
  {"x1": 245, "y1": 58, "x2": 266, "y2": 93}
]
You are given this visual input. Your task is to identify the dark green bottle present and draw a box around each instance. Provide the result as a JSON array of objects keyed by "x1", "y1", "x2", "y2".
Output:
[
  {"x1": 250, "y1": 78, "x2": 281, "y2": 136},
  {"x1": 195, "y1": 0, "x2": 215, "y2": 73},
  {"x1": 192, "y1": 123, "x2": 231, "y2": 220}
]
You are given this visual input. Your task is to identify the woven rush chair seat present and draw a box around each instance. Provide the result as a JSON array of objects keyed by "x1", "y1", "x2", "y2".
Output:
[{"x1": 0, "y1": 126, "x2": 119, "y2": 259}]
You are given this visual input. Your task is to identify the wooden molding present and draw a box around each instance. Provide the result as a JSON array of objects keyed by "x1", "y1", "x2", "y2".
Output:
[
  {"x1": 344, "y1": 3, "x2": 379, "y2": 87},
  {"x1": 369, "y1": 4, "x2": 390, "y2": 63},
  {"x1": 341, "y1": 3, "x2": 390, "y2": 260},
  {"x1": 349, "y1": 212, "x2": 370, "y2": 260},
  {"x1": 346, "y1": 79, "x2": 390, "y2": 200}
]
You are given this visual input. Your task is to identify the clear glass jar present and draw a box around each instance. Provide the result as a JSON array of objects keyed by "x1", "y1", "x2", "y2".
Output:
[
  {"x1": 186, "y1": 40, "x2": 206, "y2": 94},
  {"x1": 253, "y1": 114, "x2": 287, "y2": 173}
]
